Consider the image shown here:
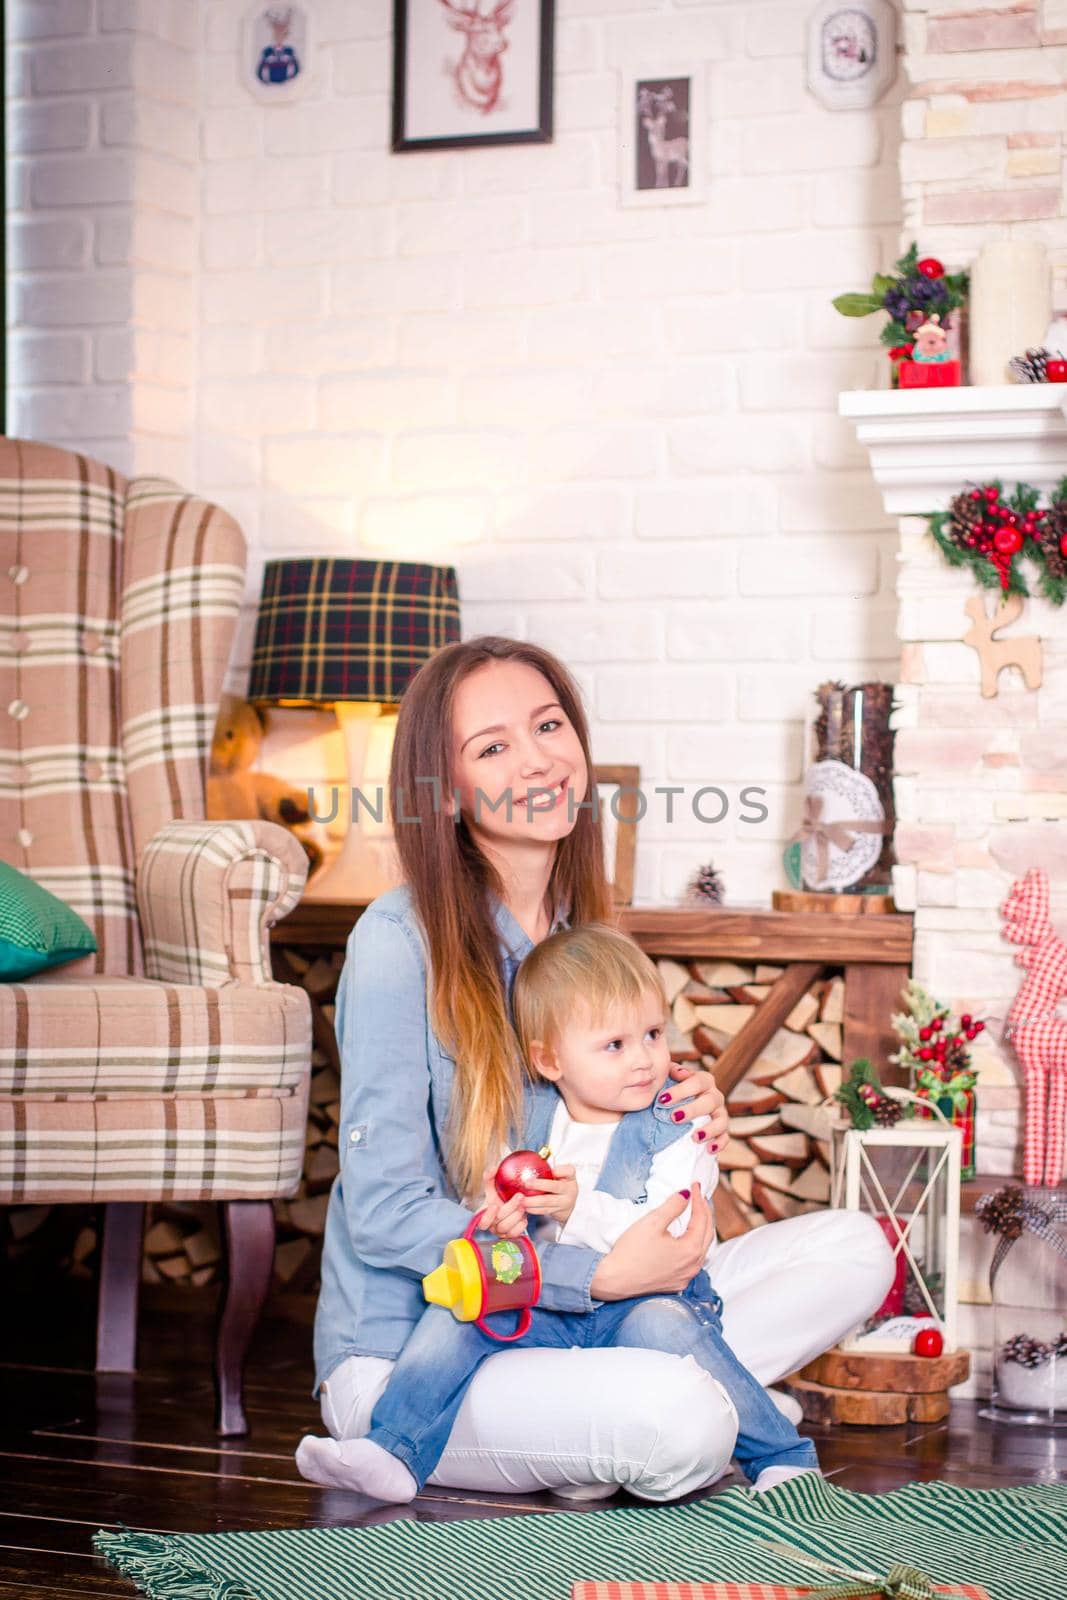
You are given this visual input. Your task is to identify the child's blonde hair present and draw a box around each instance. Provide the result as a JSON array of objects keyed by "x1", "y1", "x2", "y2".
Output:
[{"x1": 512, "y1": 924, "x2": 667, "y2": 1077}]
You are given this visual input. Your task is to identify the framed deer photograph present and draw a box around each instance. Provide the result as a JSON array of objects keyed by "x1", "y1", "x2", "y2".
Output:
[
  {"x1": 618, "y1": 67, "x2": 706, "y2": 208},
  {"x1": 392, "y1": 0, "x2": 554, "y2": 153}
]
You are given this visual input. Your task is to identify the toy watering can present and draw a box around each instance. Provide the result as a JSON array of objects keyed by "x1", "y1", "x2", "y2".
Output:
[{"x1": 421, "y1": 1148, "x2": 553, "y2": 1341}]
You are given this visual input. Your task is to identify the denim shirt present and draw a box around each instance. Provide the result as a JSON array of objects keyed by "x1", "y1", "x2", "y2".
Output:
[{"x1": 313, "y1": 885, "x2": 687, "y2": 1391}]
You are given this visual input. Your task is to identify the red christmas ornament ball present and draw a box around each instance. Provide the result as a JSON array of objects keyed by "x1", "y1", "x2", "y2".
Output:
[
  {"x1": 983, "y1": 485, "x2": 1000, "y2": 503},
  {"x1": 913, "y1": 1326, "x2": 944, "y2": 1359},
  {"x1": 994, "y1": 525, "x2": 1024, "y2": 556},
  {"x1": 1060, "y1": 533, "x2": 1067, "y2": 559},
  {"x1": 494, "y1": 1147, "x2": 555, "y2": 1201},
  {"x1": 917, "y1": 257, "x2": 945, "y2": 280}
]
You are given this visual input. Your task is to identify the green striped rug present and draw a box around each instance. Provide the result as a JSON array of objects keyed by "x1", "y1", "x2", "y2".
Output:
[{"x1": 94, "y1": 1474, "x2": 1067, "y2": 1600}]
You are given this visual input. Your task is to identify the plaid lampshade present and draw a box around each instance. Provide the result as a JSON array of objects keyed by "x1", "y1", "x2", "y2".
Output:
[{"x1": 248, "y1": 558, "x2": 461, "y2": 705}]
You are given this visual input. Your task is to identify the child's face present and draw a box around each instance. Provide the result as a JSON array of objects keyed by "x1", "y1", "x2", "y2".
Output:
[{"x1": 539, "y1": 990, "x2": 671, "y2": 1123}]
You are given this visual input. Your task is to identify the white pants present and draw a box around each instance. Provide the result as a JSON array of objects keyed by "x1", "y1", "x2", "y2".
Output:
[{"x1": 319, "y1": 1209, "x2": 893, "y2": 1502}]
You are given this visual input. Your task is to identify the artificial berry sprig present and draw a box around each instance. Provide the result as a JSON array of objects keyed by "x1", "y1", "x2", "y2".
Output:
[
  {"x1": 928, "y1": 478, "x2": 1067, "y2": 605},
  {"x1": 930, "y1": 480, "x2": 1044, "y2": 596},
  {"x1": 835, "y1": 1058, "x2": 906, "y2": 1130},
  {"x1": 890, "y1": 981, "x2": 983, "y2": 1086}
]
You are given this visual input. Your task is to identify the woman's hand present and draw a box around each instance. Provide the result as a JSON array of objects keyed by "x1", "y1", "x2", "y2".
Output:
[
  {"x1": 589, "y1": 1186, "x2": 716, "y2": 1301},
  {"x1": 522, "y1": 1164, "x2": 578, "y2": 1227},
  {"x1": 659, "y1": 1063, "x2": 729, "y2": 1152},
  {"x1": 477, "y1": 1169, "x2": 528, "y2": 1240}
]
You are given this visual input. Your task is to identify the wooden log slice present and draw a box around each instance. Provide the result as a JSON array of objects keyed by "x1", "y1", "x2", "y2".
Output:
[
  {"x1": 908, "y1": 1391, "x2": 952, "y2": 1422},
  {"x1": 783, "y1": 1376, "x2": 908, "y2": 1425},
  {"x1": 771, "y1": 890, "x2": 897, "y2": 915},
  {"x1": 800, "y1": 1346, "x2": 970, "y2": 1394}
]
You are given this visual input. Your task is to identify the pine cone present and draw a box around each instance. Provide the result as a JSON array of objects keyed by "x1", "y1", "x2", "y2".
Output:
[
  {"x1": 872, "y1": 1095, "x2": 903, "y2": 1127},
  {"x1": 1001, "y1": 1332, "x2": 1050, "y2": 1369},
  {"x1": 1037, "y1": 498, "x2": 1067, "y2": 582},
  {"x1": 902, "y1": 1267, "x2": 943, "y2": 1318},
  {"x1": 976, "y1": 1185, "x2": 1025, "y2": 1240},
  {"x1": 1008, "y1": 347, "x2": 1050, "y2": 384},
  {"x1": 945, "y1": 488, "x2": 988, "y2": 554},
  {"x1": 944, "y1": 1035, "x2": 971, "y2": 1073},
  {"x1": 687, "y1": 862, "x2": 724, "y2": 905}
]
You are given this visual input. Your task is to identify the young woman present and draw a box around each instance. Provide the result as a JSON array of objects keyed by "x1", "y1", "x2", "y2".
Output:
[{"x1": 307, "y1": 637, "x2": 894, "y2": 1502}]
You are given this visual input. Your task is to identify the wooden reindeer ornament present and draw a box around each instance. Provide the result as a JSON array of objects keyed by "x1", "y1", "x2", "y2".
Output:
[
  {"x1": 962, "y1": 593, "x2": 1042, "y2": 699},
  {"x1": 1001, "y1": 868, "x2": 1067, "y2": 1187}
]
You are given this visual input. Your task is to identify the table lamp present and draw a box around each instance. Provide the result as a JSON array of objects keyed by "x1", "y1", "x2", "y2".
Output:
[{"x1": 248, "y1": 557, "x2": 461, "y2": 901}]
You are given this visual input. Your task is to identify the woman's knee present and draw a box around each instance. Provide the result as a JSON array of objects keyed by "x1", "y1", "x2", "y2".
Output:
[
  {"x1": 829, "y1": 1210, "x2": 896, "y2": 1307},
  {"x1": 626, "y1": 1354, "x2": 739, "y2": 1502}
]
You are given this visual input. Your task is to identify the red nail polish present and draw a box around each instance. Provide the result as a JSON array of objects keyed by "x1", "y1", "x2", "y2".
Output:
[
  {"x1": 695, "y1": 1130, "x2": 707, "y2": 1142},
  {"x1": 679, "y1": 1189, "x2": 691, "y2": 1200},
  {"x1": 672, "y1": 1109, "x2": 684, "y2": 1122},
  {"x1": 709, "y1": 1143, "x2": 719, "y2": 1153},
  {"x1": 657, "y1": 1092, "x2": 671, "y2": 1105}
]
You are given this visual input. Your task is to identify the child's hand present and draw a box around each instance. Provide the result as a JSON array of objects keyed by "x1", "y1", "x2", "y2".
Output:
[
  {"x1": 477, "y1": 1168, "x2": 528, "y2": 1239},
  {"x1": 521, "y1": 1164, "x2": 578, "y2": 1227}
]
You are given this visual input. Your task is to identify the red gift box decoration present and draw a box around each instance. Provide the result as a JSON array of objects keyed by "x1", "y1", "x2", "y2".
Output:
[
  {"x1": 914, "y1": 1082, "x2": 977, "y2": 1180},
  {"x1": 898, "y1": 359, "x2": 962, "y2": 388}
]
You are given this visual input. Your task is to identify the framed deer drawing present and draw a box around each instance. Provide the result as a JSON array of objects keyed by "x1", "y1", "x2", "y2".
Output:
[
  {"x1": 618, "y1": 67, "x2": 705, "y2": 208},
  {"x1": 392, "y1": 0, "x2": 554, "y2": 152}
]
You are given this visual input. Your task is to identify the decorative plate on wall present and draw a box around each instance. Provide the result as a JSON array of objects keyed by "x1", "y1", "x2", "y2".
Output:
[
  {"x1": 806, "y1": 0, "x2": 897, "y2": 112},
  {"x1": 242, "y1": 2, "x2": 313, "y2": 104}
]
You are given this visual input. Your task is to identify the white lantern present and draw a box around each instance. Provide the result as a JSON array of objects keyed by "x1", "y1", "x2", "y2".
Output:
[{"x1": 831, "y1": 1119, "x2": 962, "y2": 1354}]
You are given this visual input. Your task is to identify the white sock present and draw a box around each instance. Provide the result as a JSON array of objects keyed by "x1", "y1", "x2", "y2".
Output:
[
  {"x1": 295, "y1": 1435, "x2": 419, "y2": 1503},
  {"x1": 766, "y1": 1387, "x2": 803, "y2": 1426},
  {"x1": 752, "y1": 1465, "x2": 821, "y2": 1495}
]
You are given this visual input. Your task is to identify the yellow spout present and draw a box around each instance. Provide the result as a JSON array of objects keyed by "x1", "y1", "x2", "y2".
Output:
[{"x1": 422, "y1": 1238, "x2": 483, "y2": 1323}]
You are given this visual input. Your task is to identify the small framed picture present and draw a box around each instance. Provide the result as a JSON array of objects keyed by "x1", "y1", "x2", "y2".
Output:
[
  {"x1": 806, "y1": 0, "x2": 897, "y2": 111},
  {"x1": 242, "y1": 3, "x2": 312, "y2": 103},
  {"x1": 619, "y1": 69, "x2": 704, "y2": 208},
  {"x1": 392, "y1": 0, "x2": 554, "y2": 153}
]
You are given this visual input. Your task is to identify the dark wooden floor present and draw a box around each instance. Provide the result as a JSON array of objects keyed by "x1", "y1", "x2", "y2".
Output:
[{"x1": 1, "y1": 1283, "x2": 1064, "y2": 1600}]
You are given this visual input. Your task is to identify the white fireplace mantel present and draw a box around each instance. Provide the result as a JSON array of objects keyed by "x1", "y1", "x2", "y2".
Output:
[{"x1": 839, "y1": 384, "x2": 1067, "y2": 514}]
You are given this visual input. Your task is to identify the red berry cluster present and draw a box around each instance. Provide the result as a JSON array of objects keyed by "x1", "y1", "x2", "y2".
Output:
[
  {"x1": 963, "y1": 485, "x2": 1044, "y2": 589},
  {"x1": 915, "y1": 1011, "x2": 983, "y2": 1077}
]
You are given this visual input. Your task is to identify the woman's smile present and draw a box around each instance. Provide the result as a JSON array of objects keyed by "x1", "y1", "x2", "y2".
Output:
[{"x1": 527, "y1": 776, "x2": 569, "y2": 812}]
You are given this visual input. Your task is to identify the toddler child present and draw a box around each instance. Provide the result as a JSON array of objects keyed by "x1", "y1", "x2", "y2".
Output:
[{"x1": 296, "y1": 925, "x2": 819, "y2": 1503}]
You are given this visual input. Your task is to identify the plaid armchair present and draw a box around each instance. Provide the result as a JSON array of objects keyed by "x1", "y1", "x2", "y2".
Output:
[{"x1": 0, "y1": 439, "x2": 311, "y2": 1434}]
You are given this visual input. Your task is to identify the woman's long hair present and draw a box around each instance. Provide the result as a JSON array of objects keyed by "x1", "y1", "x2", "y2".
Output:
[{"x1": 390, "y1": 635, "x2": 611, "y2": 1198}]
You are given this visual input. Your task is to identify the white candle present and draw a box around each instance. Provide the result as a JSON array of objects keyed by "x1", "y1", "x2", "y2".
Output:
[{"x1": 969, "y1": 239, "x2": 1051, "y2": 385}]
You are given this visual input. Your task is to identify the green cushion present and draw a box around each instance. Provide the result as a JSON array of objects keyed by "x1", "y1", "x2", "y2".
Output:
[{"x1": 0, "y1": 860, "x2": 98, "y2": 979}]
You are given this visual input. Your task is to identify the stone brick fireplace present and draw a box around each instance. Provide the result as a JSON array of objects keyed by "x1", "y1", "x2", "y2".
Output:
[{"x1": 844, "y1": 383, "x2": 1067, "y2": 1392}]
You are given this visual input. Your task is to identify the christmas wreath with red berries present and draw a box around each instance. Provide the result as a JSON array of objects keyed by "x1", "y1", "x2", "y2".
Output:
[{"x1": 928, "y1": 477, "x2": 1067, "y2": 605}]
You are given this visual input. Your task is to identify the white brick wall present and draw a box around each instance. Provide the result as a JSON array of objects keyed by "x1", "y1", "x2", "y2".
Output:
[
  {"x1": 8, "y1": 0, "x2": 199, "y2": 479},
  {"x1": 196, "y1": 0, "x2": 902, "y2": 906},
  {"x1": 9, "y1": 0, "x2": 903, "y2": 904}
]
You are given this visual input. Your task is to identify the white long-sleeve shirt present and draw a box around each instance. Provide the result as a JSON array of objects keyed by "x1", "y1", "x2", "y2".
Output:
[{"x1": 539, "y1": 1098, "x2": 720, "y2": 1260}]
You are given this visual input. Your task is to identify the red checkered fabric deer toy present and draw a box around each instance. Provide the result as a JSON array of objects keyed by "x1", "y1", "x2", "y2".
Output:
[{"x1": 1001, "y1": 868, "x2": 1067, "y2": 1187}]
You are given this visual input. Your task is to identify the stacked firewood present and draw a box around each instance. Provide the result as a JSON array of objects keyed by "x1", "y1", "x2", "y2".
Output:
[
  {"x1": 656, "y1": 958, "x2": 842, "y2": 1227},
  {"x1": 4, "y1": 951, "x2": 846, "y2": 1287}
]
